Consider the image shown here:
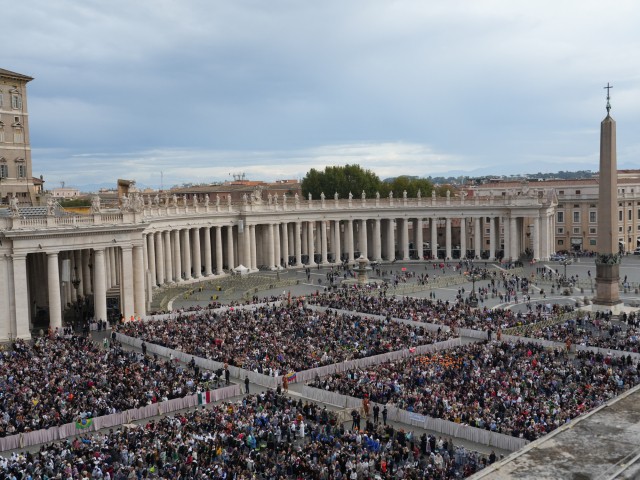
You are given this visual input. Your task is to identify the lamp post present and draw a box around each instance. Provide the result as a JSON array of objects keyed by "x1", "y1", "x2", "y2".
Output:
[
  {"x1": 468, "y1": 267, "x2": 479, "y2": 307},
  {"x1": 561, "y1": 258, "x2": 572, "y2": 287}
]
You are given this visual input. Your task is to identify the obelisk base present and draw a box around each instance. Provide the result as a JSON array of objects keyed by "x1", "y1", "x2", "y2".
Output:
[{"x1": 593, "y1": 261, "x2": 624, "y2": 313}]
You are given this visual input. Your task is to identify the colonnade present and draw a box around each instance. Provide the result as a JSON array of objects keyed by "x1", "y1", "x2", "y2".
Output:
[{"x1": 0, "y1": 200, "x2": 555, "y2": 341}]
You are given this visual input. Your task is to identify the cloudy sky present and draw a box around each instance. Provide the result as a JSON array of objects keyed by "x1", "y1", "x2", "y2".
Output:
[{"x1": 6, "y1": 0, "x2": 640, "y2": 190}]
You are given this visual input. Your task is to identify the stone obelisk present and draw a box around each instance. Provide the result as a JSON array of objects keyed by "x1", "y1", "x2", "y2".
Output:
[{"x1": 593, "y1": 83, "x2": 623, "y2": 310}]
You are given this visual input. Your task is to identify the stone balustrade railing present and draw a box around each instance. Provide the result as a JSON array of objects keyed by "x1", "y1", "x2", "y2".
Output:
[{"x1": 1, "y1": 194, "x2": 546, "y2": 231}]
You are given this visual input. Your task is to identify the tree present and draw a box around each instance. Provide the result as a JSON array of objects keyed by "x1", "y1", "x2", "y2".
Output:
[
  {"x1": 301, "y1": 164, "x2": 383, "y2": 199},
  {"x1": 380, "y1": 176, "x2": 435, "y2": 198}
]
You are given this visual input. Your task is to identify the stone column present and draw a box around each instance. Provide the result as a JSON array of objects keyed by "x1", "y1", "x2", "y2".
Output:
[
  {"x1": 110, "y1": 247, "x2": 118, "y2": 287},
  {"x1": 488, "y1": 217, "x2": 496, "y2": 260},
  {"x1": 539, "y1": 214, "x2": 549, "y2": 260},
  {"x1": 307, "y1": 221, "x2": 316, "y2": 265},
  {"x1": 215, "y1": 226, "x2": 224, "y2": 274},
  {"x1": 93, "y1": 249, "x2": 107, "y2": 323},
  {"x1": 203, "y1": 227, "x2": 213, "y2": 276},
  {"x1": 415, "y1": 218, "x2": 423, "y2": 260},
  {"x1": 474, "y1": 218, "x2": 481, "y2": 258},
  {"x1": 359, "y1": 219, "x2": 368, "y2": 259},
  {"x1": 281, "y1": 222, "x2": 289, "y2": 267},
  {"x1": 81, "y1": 249, "x2": 92, "y2": 295},
  {"x1": 243, "y1": 224, "x2": 251, "y2": 268},
  {"x1": 104, "y1": 248, "x2": 112, "y2": 289},
  {"x1": 73, "y1": 249, "x2": 84, "y2": 299},
  {"x1": 320, "y1": 220, "x2": 328, "y2": 264},
  {"x1": 503, "y1": 217, "x2": 511, "y2": 260},
  {"x1": 120, "y1": 246, "x2": 134, "y2": 320},
  {"x1": 274, "y1": 223, "x2": 282, "y2": 268},
  {"x1": 533, "y1": 215, "x2": 540, "y2": 260},
  {"x1": 459, "y1": 218, "x2": 466, "y2": 259},
  {"x1": 295, "y1": 222, "x2": 302, "y2": 266},
  {"x1": 267, "y1": 223, "x2": 275, "y2": 269},
  {"x1": 0, "y1": 256, "x2": 11, "y2": 340},
  {"x1": 12, "y1": 254, "x2": 30, "y2": 338},
  {"x1": 250, "y1": 224, "x2": 257, "y2": 271},
  {"x1": 431, "y1": 218, "x2": 438, "y2": 259},
  {"x1": 155, "y1": 232, "x2": 165, "y2": 285},
  {"x1": 373, "y1": 219, "x2": 382, "y2": 262},
  {"x1": 301, "y1": 224, "x2": 308, "y2": 257},
  {"x1": 386, "y1": 219, "x2": 395, "y2": 261},
  {"x1": 133, "y1": 245, "x2": 146, "y2": 317},
  {"x1": 163, "y1": 231, "x2": 173, "y2": 283},
  {"x1": 192, "y1": 227, "x2": 202, "y2": 278},
  {"x1": 346, "y1": 219, "x2": 355, "y2": 263},
  {"x1": 226, "y1": 225, "x2": 235, "y2": 270},
  {"x1": 183, "y1": 229, "x2": 192, "y2": 280},
  {"x1": 334, "y1": 220, "x2": 342, "y2": 263},
  {"x1": 510, "y1": 217, "x2": 518, "y2": 260},
  {"x1": 401, "y1": 218, "x2": 410, "y2": 260},
  {"x1": 445, "y1": 218, "x2": 452, "y2": 260},
  {"x1": 172, "y1": 230, "x2": 182, "y2": 281},
  {"x1": 47, "y1": 252, "x2": 62, "y2": 331}
]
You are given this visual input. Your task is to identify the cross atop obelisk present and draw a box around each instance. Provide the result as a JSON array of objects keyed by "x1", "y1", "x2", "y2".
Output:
[{"x1": 604, "y1": 82, "x2": 613, "y2": 114}]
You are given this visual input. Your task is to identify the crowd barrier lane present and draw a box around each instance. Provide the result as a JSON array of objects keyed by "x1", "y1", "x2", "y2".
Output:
[
  {"x1": 458, "y1": 328, "x2": 489, "y2": 340},
  {"x1": 299, "y1": 386, "x2": 529, "y2": 452},
  {"x1": 0, "y1": 383, "x2": 240, "y2": 452},
  {"x1": 115, "y1": 333, "x2": 279, "y2": 390},
  {"x1": 142, "y1": 300, "x2": 284, "y2": 322},
  {"x1": 291, "y1": 338, "x2": 462, "y2": 384},
  {"x1": 305, "y1": 305, "x2": 451, "y2": 333}
]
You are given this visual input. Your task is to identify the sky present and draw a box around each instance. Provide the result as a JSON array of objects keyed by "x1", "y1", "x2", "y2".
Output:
[{"x1": 5, "y1": 0, "x2": 640, "y2": 191}]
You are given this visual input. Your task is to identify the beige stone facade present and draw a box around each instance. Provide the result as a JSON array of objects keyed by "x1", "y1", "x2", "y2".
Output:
[
  {"x1": 470, "y1": 170, "x2": 640, "y2": 254},
  {"x1": 0, "y1": 68, "x2": 38, "y2": 205}
]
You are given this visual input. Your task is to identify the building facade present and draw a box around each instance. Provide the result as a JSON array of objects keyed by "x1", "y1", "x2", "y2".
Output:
[
  {"x1": 0, "y1": 68, "x2": 39, "y2": 205},
  {"x1": 470, "y1": 171, "x2": 640, "y2": 254}
]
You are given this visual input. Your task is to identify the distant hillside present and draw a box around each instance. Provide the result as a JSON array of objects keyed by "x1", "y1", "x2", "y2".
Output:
[{"x1": 426, "y1": 170, "x2": 595, "y2": 185}]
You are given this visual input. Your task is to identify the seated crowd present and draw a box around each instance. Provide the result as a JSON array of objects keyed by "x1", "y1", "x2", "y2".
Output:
[
  {"x1": 309, "y1": 340, "x2": 640, "y2": 441},
  {"x1": 0, "y1": 336, "x2": 211, "y2": 437},
  {"x1": 117, "y1": 304, "x2": 453, "y2": 374},
  {"x1": 0, "y1": 391, "x2": 492, "y2": 479}
]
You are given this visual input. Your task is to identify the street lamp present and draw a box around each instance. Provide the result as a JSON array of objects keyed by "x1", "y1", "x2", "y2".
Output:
[
  {"x1": 561, "y1": 258, "x2": 572, "y2": 287},
  {"x1": 468, "y1": 268, "x2": 479, "y2": 307}
]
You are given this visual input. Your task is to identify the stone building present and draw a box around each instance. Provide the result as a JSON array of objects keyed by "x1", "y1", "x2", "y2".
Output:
[
  {"x1": 470, "y1": 170, "x2": 640, "y2": 254},
  {"x1": 0, "y1": 68, "x2": 40, "y2": 205}
]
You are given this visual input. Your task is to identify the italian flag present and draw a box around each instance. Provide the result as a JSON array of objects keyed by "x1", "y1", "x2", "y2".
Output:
[{"x1": 198, "y1": 391, "x2": 212, "y2": 405}]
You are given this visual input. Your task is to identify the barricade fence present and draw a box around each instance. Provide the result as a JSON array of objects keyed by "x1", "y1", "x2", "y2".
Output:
[
  {"x1": 305, "y1": 305, "x2": 451, "y2": 333},
  {"x1": 292, "y1": 338, "x2": 462, "y2": 384},
  {"x1": 299, "y1": 386, "x2": 529, "y2": 452},
  {"x1": 0, "y1": 384, "x2": 240, "y2": 452}
]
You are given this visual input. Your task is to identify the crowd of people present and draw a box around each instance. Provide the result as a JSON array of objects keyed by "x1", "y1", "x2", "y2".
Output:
[
  {"x1": 0, "y1": 391, "x2": 494, "y2": 479},
  {"x1": 309, "y1": 340, "x2": 640, "y2": 441},
  {"x1": 118, "y1": 304, "x2": 454, "y2": 374},
  {"x1": 306, "y1": 291, "x2": 573, "y2": 333},
  {"x1": 527, "y1": 311, "x2": 640, "y2": 353},
  {"x1": 0, "y1": 335, "x2": 212, "y2": 437}
]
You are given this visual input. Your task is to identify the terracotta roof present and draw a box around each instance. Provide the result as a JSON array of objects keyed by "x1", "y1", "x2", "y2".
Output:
[{"x1": 0, "y1": 68, "x2": 33, "y2": 82}]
